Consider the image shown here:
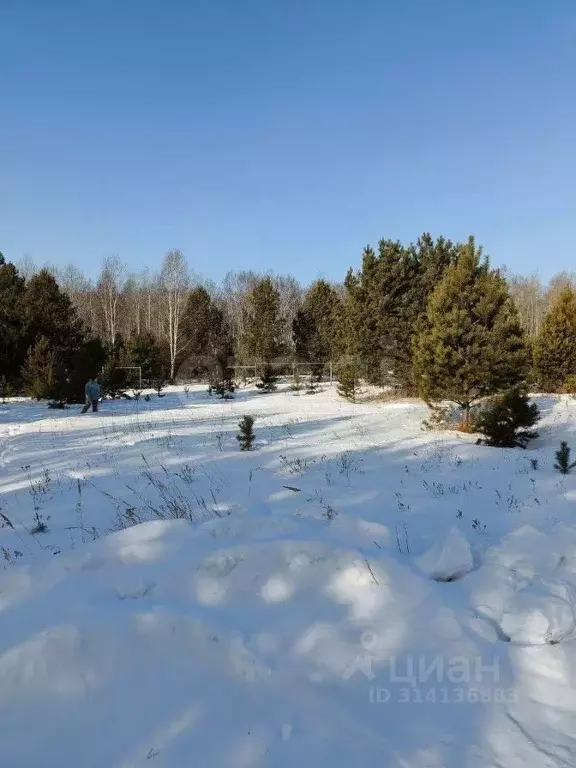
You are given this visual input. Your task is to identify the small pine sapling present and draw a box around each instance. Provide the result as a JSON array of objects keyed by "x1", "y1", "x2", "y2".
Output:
[
  {"x1": 554, "y1": 441, "x2": 576, "y2": 474},
  {"x1": 476, "y1": 388, "x2": 540, "y2": 448},
  {"x1": 237, "y1": 415, "x2": 255, "y2": 451},
  {"x1": 305, "y1": 374, "x2": 318, "y2": 395},
  {"x1": 290, "y1": 369, "x2": 302, "y2": 393},
  {"x1": 337, "y1": 362, "x2": 358, "y2": 402},
  {"x1": 153, "y1": 375, "x2": 166, "y2": 397},
  {"x1": 212, "y1": 368, "x2": 235, "y2": 399},
  {"x1": 256, "y1": 364, "x2": 278, "y2": 394}
]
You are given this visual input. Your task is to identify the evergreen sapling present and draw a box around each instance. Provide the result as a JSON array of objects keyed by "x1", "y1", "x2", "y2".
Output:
[
  {"x1": 554, "y1": 441, "x2": 576, "y2": 474},
  {"x1": 212, "y1": 368, "x2": 235, "y2": 399},
  {"x1": 290, "y1": 368, "x2": 302, "y2": 393},
  {"x1": 305, "y1": 375, "x2": 318, "y2": 394},
  {"x1": 337, "y1": 361, "x2": 358, "y2": 402},
  {"x1": 237, "y1": 415, "x2": 255, "y2": 451},
  {"x1": 475, "y1": 388, "x2": 540, "y2": 448},
  {"x1": 256, "y1": 364, "x2": 278, "y2": 393}
]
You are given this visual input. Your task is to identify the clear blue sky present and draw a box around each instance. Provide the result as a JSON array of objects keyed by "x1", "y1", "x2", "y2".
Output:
[{"x1": 1, "y1": 0, "x2": 575, "y2": 283}]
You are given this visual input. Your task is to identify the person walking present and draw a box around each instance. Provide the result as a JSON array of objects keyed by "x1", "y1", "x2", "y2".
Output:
[{"x1": 81, "y1": 377, "x2": 101, "y2": 413}]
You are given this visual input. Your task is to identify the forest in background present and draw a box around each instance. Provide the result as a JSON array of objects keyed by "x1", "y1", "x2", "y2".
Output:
[{"x1": 1, "y1": 234, "x2": 575, "y2": 410}]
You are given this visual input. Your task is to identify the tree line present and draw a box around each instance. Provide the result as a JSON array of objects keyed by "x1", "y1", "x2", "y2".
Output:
[{"x1": 1, "y1": 236, "x2": 575, "y2": 407}]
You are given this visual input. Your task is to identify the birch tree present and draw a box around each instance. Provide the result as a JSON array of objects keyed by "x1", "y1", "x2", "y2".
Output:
[
  {"x1": 159, "y1": 249, "x2": 190, "y2": 380},
  {"x1": 96, "y1": 255, "x2": 126, "y2": 346}
]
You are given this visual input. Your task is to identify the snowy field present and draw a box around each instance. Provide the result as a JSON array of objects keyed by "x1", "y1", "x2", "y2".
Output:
[{"x1": 1, "y1": 383, "x2": 576, "y2": 767}]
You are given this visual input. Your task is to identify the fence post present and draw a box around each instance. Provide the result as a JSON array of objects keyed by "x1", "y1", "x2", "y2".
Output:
[{"x1": 329, "y1": 361, "x2": 333, "y2": 386}]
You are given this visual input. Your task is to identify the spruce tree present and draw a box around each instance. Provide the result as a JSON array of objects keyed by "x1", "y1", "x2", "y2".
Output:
[
  {"x1": 534, "y1": 288, "x2": 576, "y2": 393},
  {"x1": 413, "y1": 237, "x2": 529, "y2": 426},
  {"x1": 240, "y1": 277, "x2": 284, "y2": 363}
]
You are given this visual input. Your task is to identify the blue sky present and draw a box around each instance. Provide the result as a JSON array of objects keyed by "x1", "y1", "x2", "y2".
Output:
[{"x1": 1, "y1": 0, "x2": 575, "y2": 283}]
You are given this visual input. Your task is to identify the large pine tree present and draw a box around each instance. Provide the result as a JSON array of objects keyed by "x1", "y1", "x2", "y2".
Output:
[
  {"x1": 413, "y1": 237, "x2": 529, "y2": 424},
  {"x1": 22, "y1": 337, "x2": 60, "y2": 401},
  {"x1": 0, "y1": 257, "x2": 27, "y2": 384},
  {"x1": 181, "y1": 286, "x2": 232, "y2": 374},
  {"x1": 344, "y1": 234, "x2": 458, "y2": 391},
  {"x1": 21, "y1": 270, "x2": 84, "y2": 352},
  {"x1": 240, "y1": 277, "x2": 284, "y2": 363},
  {"x1": 20, "y1": 270, "x2": 86, "y2": 401},
  {"x1": 534, "y1": 287, "x2": 576, "y2": 392},
  {"x1": 292, "y1": 279, "x2": 342, "y2": 364},
  {"x1": 126, "y1": 332, "x2": 168, "y2": 386}
]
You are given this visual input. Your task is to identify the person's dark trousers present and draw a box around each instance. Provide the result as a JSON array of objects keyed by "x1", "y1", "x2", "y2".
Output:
[{"x1": 81, "y1": 398, "x2": 99, "y2": 414}]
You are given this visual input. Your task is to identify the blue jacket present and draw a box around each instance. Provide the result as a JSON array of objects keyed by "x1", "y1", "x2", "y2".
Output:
[{"x1": 85, "y1": 380, "x2": 101, "y2": 400}]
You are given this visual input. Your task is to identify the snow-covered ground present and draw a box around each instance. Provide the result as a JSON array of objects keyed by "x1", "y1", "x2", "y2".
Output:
[{"x1": 1, "y1": 384, "x2": 576, "y2": 767}]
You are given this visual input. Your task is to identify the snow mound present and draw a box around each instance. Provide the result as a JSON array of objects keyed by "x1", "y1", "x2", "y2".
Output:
[
  {"x1": 501, "y1": 579, "x2": 576, "y2": 645},
  {"x1": 417, "y1": 526, "x2": 474, "y2": 582}
]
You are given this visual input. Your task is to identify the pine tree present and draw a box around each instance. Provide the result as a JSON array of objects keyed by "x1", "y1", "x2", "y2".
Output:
[
  {"x1": 182, "y1": 286, "x2": 232, "y2": 374},
  {"x1": 101, "y1": 340, "x2": 128, "y2": 398},
  {"x1": 305, "y1": 373, "x2": 318, "y2": 395},
  {"x1": 101, "y1": 357, "x2": 128, "y2": 399},
  {"x1": 476, "y1": 388, "x2": 540, "y2": 448},
  {"x1": 290, "y1": 368, "x2": 302, "y2": 393},
  {"x1": 22, "y1": 337, "x2": 62, "y2": 401},
  {"x1": 292, "y1": 280, "x2": 343, "y2": 365},
  {"x1": 416, "y1": 233, "x2": 459, "y2": 299},
  {"x1": 21, "y1": 270, "x2": 83, "y2": 352},
  {"x1": 153, "y1": 374, "x2": 166, "y2": 397},
  {"x1": 337, "y1": 360, "x2": 358, "y2": 402},
  {"x1": 413, "y1": 237, "x2": 529, "y2": 426},
  {"x1": 126, "y1": 332, "x2": 166, "y2": 386},
  {"x1": 256, "y1": 363, "x2": 278, "y2": 393},
  {"x1": 344, "y1": 235, "x2": 457, "y2": 392},
  {"x1": 240, "y1": 277, "x2": 284, "y2": 363},
  {"x1": 0, "y1": 259, "x2": 27, "y2": 386},
  {"x1": 20, "y1": 269, "x2": 86, "y2": 400},
  {"x1": 534, "y1": 288, "x2": 576, "y2": 392},
  {"x1": 554, "y1": 441, "x2": 576, "y2": 474},
  {"x1": 237, "y1": 415, "x2": 255, "y2": 451},
  {"x1": 211, "y1": 367, "x2": 235, "y2": 399}
]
